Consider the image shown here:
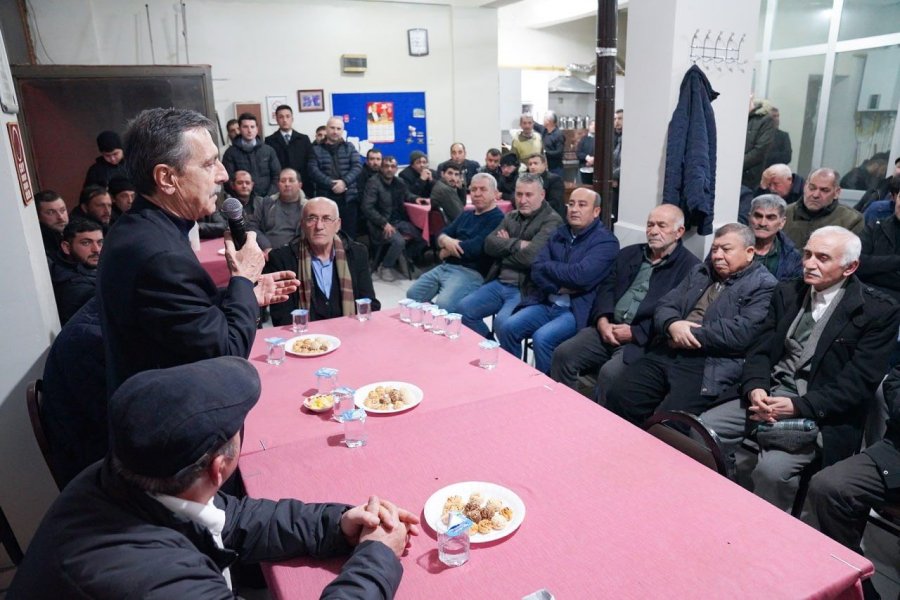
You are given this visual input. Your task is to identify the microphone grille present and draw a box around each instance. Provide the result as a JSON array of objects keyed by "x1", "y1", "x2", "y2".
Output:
[{"x1": 221, "y1": 197, "x2": 244, "y2": 220}]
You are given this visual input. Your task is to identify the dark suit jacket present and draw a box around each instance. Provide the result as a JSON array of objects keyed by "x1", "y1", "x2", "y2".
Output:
[
  {"x1": 97, "y1": 197, "x2": 258, "y2": 393},
  {"x1": 857, "y1": 214, "x2": 900, "y2": 302},
  {"x1": 265, "y1": 130, "x2": 314, "y2": 195},
  {"x1": 589, "y1": 242, "x2": 700, "y2": 364},
  {"x1": 739, "y1": 276, "x2": 900, "y2": 467},
  {"x1": 871, "y1": 366, "x2": 900, "y2": 489}
]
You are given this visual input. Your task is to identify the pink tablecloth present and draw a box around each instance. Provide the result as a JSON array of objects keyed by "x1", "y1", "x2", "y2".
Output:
[
  {"x1": 405, "y1": 200, "x2": 513, "y2": 241},
  {"x1": 240, "y1": 386, "x2": 872, "y2": 599},
  {"x1": 195, "y1": 239, "x2": 231, "y2": 287},
  {"x1": 242, "y1": 310, "x2": 553, "y2": 455}
]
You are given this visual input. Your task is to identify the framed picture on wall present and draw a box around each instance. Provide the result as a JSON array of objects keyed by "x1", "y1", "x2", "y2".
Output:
[
  {"x1": 265, "y1": 95, "x2": 287, "y2": 125},
  {"x1": 298, "y1": 89, "x2": 325, "y2": 113}
]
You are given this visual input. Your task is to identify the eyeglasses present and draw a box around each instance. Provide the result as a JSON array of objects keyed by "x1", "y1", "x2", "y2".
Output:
[{"x1": 303, "y1": 215, "x2": 338, "y2": 224}]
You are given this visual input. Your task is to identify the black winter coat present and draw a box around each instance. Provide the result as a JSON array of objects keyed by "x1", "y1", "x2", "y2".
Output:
[
  {"x1": 50, "y1": 258, "x2": 97, "y2": 325},
  {"x1": 265, "y1": 130, "x2": 314, "y2": 195},
  {"x1": 223, "y1": 138, "x2": 282, "y2": 195},
  {"x1": 857, "y1": 215, "x2": 900, "y2": 302},
  {"x1": 309, "y1": 141, "x2": 363, "y2": 203}
]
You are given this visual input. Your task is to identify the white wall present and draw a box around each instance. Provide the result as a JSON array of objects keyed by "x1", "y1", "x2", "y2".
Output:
[
  {"x1": 618, "y1": 0, "x2": 761, "y2": 253},
  {"x1": 25, "y1": 0, "x2": 499, "y2": 165},
  {"x1": 0, "y1": 38, "x2": 62, "y2": 545}
]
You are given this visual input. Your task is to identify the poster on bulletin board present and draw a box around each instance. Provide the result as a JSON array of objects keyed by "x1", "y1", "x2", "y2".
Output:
[{"x1": 331, "y1": 92, "x2": 426, "y2": 165}]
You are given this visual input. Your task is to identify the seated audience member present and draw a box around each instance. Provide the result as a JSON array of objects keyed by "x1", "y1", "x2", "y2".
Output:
[
  {"x1": 50, "y1": 220, "x2": 103, "y2": 325},
  {"x1": 40, "y1": 297, "x2": 106, "y2": 487},
  {"x1": 107, "y1": 176, "x2": 135, "y2": 224},
  {"x1": 783, "y1": 168, "x2": 863, "y2": 248},
  {"x1": 406, "y1": 173, "x2": 505, "y2": 313},
  {"x1": 550, "y1": 205, "x2": 699, "y2": 400},
  {"x1": 265, "y1": 104, "x2": 314, "y2": 196},
  {"x1": 457, "y1": 173, "x2": 562, "y2": 339},
  {"x1": 357, "y1": 148, "x2": 383, "y2": 202},
  {"x1": 83, "y1": 130, "x2": 126, "y2": 188},
  {"x1": 399, "y1": 151, "x2": 436, "y2": 199},
  {"x1": 430, "y1": 163, "x2": 465, "y2": 222},
  {"x1": 857, "y1": 175, "x2": 900, "y2": 302},
  {"x1": 247, "y1": 168, "x2": 307, "y2": 251},
  {"x1": 576, "y1": 121, "x2": 595, "y2": 185},
  {"x1": 34, "y1": 190, "x2": 69, "y2": 259},
  {"x1": 497, "y1": 152, "x2": 520, "y2": 202},
  {"x1": 807, "y1": 362, "x2": 900, "y2": 600},
  {"x1": 740, "y1": 164, "x2": 804, "y2": 223},
  {"x1": 361, "y1": 155, "x2": 425, "y2": 281},
  {"x1": 480, "y1": 148, "x2": 502, "y2": 181},
  {"x1": 526, "y1": 153, "x2": 565, "y2": 217},
  {"x1": 70, "y1": 184, "x2": 113, "y2": 231},
  {"x1": 223, "y1": 112, "x2": 281, "y2": 196},
  {"x1": 497, "y1": 188, "x2": 619, "y2": 374},
  {"x1": 198, "y1": 169, "x2": 262, "y2": 240},
  {"x1": 511, "y1": 114, "x2": 542, "y2": 163},
  {"x1": 748, "y1": 194, "x2": 803, "y2": 281},
  {"x1": 438, "y1": 142, "x2": 481, "y2": 190},
  {"x1": 699, "y1": 226, "x2": 899, "y2": 512},
  {"x1": 856, "y1": 156, "x2": 900, "y2": 221},
  {"x1": 267, "y1": 197, "x2": 379, "y2": 325},
  {"x1": 9, "y1": 357, "x2": 418, "y2": 598},
  {"x1": 606, "y1": 223, "x2": 777, "y2": 425}
]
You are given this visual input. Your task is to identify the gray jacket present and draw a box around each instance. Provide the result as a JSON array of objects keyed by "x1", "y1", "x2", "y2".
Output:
[
  {"x1": 654, "y1": 260, "x2": 777, "y2": 397},
  {"x1": 483, "y1": 201, "x2": 563, "y2": 293}
]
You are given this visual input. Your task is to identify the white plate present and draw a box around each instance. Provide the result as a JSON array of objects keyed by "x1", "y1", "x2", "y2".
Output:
[
  {"x1": 424, "y1": 481, "x2": 525, "y2": 544},
  {"x1": 354, "y1": 381, "x2": 423, "y2": 414},
  {"x1": 284, "y1": 334, "x2": 341, "y2": 357},
  {"x1": 217, "y1": 248, "x2": 226, "y2": 255}
]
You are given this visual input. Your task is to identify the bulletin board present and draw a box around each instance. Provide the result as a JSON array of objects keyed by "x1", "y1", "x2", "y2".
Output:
[{"x1": 330, "y1": 92, "x2": 427, "y2": 165}]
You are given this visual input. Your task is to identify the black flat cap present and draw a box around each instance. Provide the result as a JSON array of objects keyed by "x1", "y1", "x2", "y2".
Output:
[
  {"x1": 500, "y1": 152, "x2": 519, "y2": 168},
  {"x1": 96, "y1": 130, "x2": 122, "y2": 153},
  {"x1": 109, "y1": 357, "x2": 261, "y2": 478},
  {"x1": 108, "y1": 176, "x2": 135, "y2": 197}
]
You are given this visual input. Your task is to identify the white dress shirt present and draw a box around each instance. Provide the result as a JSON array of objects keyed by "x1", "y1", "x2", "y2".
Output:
[{"x1": 810, "y1": 280, "x2": 844, "y2": 321}]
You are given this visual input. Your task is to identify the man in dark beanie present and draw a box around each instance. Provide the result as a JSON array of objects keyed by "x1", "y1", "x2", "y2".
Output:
[
  {"x1": 83, "y1": 129, "x2": 127, "y2": 187},
  {"x1": 9, "y1": 356, "x2": 418, "y2": 598},
  {"x1": 108, "y1": 175, "x2": 136, "y2": 223},
  {"x1": 497, "y1": 152, "x2": 520, "y2": 202}
]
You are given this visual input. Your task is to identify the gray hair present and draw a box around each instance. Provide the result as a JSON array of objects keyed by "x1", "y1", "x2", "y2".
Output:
[
  {"x1": 112, "y1": 436, "x2": 238, "y2": 496},
  {"x1": 750, "y1": 193, "x2": 787, "y2": 217},
  {"x1": 650, "y1": 204, "x2": 685, "y2": 229},
  {"x1": 545, "y1": 111, "x2": 558, "y2": 125},
  {"x1": 808, "y1": 226, "x2": 861, "y2": 267},
  {"x1": 516, "y1": 173, "x2": 543, "y2": 188},
  {"x1": 763, "y1": 163, "x2": 792, "y2": 180},
  {"x1": 808, "y1": 167, "x2": 841, "y2": 187},
  {"x1": 471, "y1": 172, "x2": 498, "y2": 192},
  {"x1": 124, "y1": 108, "x2": 215, "y2": 197},
  {"x1": 301, "y1": 196, "x2": 340, "y2": 218},
  {"x1": 714, "y1": 223, "x2": 755, "y2": 248}
]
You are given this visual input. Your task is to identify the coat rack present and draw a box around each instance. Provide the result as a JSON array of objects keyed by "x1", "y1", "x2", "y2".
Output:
[{"x1": 690, "y1": 30, "x2": 746, "y2": 70}]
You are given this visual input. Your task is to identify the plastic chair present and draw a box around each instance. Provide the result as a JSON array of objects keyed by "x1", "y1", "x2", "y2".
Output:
[
  {"x1": 644, "y1": 410, "x2": 732, "y2": 477},
  {"x1": 26, "y1": 379, "x2": 65, "y2": 490}
]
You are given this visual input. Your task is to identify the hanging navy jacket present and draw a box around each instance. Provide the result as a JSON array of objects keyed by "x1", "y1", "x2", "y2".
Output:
[{"x1": 663, "y1": 65, "x2": 719, "y2": 235}]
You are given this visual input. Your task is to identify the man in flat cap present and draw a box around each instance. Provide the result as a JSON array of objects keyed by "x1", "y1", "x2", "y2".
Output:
[
  {"x1": 83, "y1": 129, "x2": 128, "y2": 188},
  {"x1": 9, "y1": 356, "x2": 418, "y2": 598},
  {"x1": 99, "y1": 108, "x2": 299, "y2": 392}
]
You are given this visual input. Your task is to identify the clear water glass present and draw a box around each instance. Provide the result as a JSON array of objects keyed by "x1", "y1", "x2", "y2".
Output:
[
  {"x1": 265, "y1": 337, "x2": 286, "y2": 366},
  {"x1": 420, "y1": 303, "x2": 435, "y2": 330},
  {"x1": 437, "y1": 512, "x2": 470, "y2": 567},
  {"x1": 409, "y1": 302, "x2": 424, "y2": 328},
  {"x1": 398, "y1": 298, "x2": 413, "y2": 323},
  {"x1": 291, "y1": 309, "x2": 309, "y2": 333},
  {"x1": 315, "y1": 367, "x2": 338, "y2": 394},
  {"x1": 431, "y1": 309, "x2": 448, "y2": 335},
  {"x1": 444, "y1": 313, "x2": 462, "y2": 339},
  {"x1": 342, "y1": 408, "x2": 367, "y2": 447},
  {"x1": 355, "y1": 298, "x2": 372, "y2": 321},
  {"x1": 332, "y1": 386, "x2": 356, "y2": 422},
  {"x1": 478, "y1": 340, "x2": 500, "y2": 369}
]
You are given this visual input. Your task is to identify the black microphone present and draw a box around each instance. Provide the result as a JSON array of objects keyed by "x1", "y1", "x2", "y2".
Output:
[{"x1": 221, "y1": 197, "x2": 247, "y2": 250}]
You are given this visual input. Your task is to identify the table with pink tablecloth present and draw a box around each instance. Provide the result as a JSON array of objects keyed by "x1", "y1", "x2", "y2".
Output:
[
  {"x1": 405, "y1": 200, "x2": 513, "y2": 241},
  {"x1": 240, "y1": 385, "x2": 872, "y2": 599},
  {"x1": 240, "y1": 310, "x2": 873, "y2": 599},
  {"x1": 195, "y1": 238, "x2": 231, "y2": 287},
  {"x1": 242, "y1": 310, "x2": 552, "y2": 455}
]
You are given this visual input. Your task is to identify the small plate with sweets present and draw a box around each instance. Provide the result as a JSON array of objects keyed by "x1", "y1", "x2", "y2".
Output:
[
  {"x1": 285, "y1": 334, "x2": 341, "y2": 357},
  {"x1": 423, "y1": 481, "x2": 525, "y2": 543}
]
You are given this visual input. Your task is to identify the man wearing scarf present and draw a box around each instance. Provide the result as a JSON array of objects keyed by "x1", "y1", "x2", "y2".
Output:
[{"x1": 266, "y1": 197, "x2": 379, "y2": 325}]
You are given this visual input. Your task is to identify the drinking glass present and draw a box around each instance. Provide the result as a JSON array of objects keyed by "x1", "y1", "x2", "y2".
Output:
[
  {"x1": 355, "y1": 298, "x2": 372, "y2": 321},
  {"x1": 265, "y1": 337, "x2": 286, "y2": 366},
  {"x1": 444, "y1": 313, "x2": 462, "y2": 339},
  {"x1": 478, "y1": 340, "x2": 500, "y2": 369},
  {"x1": 398, "y1": 299, "x2": 413, "y2": 323},
  {"x1": 437, "y1": 512, "x2": 471, "y2": 567},
  {"x1": 291, "y1": 309, "x2": 309, "y2": 333}
]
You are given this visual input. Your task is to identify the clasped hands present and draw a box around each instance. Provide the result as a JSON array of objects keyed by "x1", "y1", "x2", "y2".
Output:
[
  {"x1": 667, "y1": 320, "x2": 702, "y2": 349},
  {"x1": 224, "y1": 231, "x2": 300, "y2": 307},
  {"x1": 747, "y1": 388, "x2": 797, "y2": 423},
  {"x1": 340, "y1": 495, "x2": 420, "y2": 558},
  {"x1": 597, "y1": 316, "x2": 633, "y2": 346}
]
